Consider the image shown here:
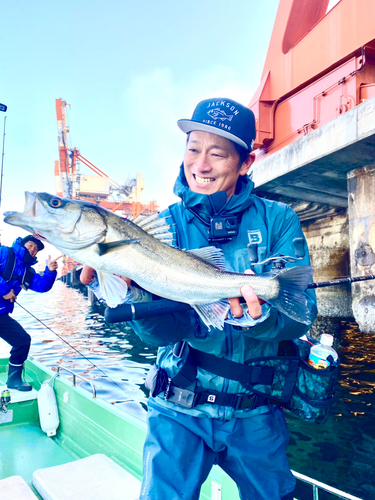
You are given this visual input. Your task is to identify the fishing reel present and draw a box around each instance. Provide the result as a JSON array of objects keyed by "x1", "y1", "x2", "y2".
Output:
[
  {"x1": 0, "y1": 389, "x2": 11, "y2": 413},
  {"x1": 248, "y1": 237, "x2": 306, "y2": 273}
]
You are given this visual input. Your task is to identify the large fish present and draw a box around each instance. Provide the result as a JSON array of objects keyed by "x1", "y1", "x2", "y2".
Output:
[{"x1": 4, "y1": 192, "x2": 314, "y2": 329}]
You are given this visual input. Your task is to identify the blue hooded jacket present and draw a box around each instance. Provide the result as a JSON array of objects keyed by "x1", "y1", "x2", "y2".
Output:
[
  {"x1": 131, "y1": 166, "x2": 318, "y2": 419},
  {"x1": 0, "y1": 237, "x2": 57, "y2": 315}
]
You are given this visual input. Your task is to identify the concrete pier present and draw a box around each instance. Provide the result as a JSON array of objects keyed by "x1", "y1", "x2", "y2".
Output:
[
  {"x1": 303, "y1": 213, "x2": 352, "y2": 318},
  {"x1": 252, "y1": 96, "x2": 375, "y2": 332},
  {"x1": 347, "y1": 166, "x2": 375, "y2": 332}
]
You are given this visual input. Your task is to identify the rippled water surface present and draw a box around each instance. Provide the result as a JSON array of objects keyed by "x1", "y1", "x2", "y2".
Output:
[{"x1": 1, "y1": 282, "x2": 374, "y2": 499}]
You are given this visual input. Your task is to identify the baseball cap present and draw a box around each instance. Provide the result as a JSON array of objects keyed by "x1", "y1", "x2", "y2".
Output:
[
  {"x1": 20, "y1": 235, "x2": 45, "y2": 252},
  {"x1": 177, "y1": 98, "x2": 256, "y2": 151}
]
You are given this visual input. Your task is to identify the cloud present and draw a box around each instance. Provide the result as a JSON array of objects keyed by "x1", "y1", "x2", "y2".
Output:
[{"x1": 121, "y1": 65, "x2": 256, "y2": 209}]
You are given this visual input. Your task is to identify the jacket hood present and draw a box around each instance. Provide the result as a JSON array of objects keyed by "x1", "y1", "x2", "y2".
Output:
[
  {"x1": 173, "y1": 164, "x2": 255, "y2": 221},
  {"x1": 12, "y1": 237, "x2": 38, "y2": 266}
]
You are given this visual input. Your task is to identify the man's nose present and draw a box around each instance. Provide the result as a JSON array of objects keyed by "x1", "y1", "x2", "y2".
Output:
[{"x1": 195, "y1": 153, "x2": 211, "y2": 172}]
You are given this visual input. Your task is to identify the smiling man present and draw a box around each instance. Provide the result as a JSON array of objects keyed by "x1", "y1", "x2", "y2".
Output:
[
  {"x1": 128, "y1": 97, "x2": 317, "y2": 500},
  {"x1": 0, "y1": 235, "x2": 60, "y2": 391},
  {"x1": 183, "y1": 131, "x2": 253, "y2": 199}
]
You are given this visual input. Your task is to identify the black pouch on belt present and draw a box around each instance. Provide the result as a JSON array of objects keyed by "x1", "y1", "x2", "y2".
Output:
[{"x1": 145, "y1": 364, "x2": 169, "y2": 398}]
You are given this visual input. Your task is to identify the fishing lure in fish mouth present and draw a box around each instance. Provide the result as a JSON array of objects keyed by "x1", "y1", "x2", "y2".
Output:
[{"x1": 4, "y1": 191, "x2": 314, "y2": 329}]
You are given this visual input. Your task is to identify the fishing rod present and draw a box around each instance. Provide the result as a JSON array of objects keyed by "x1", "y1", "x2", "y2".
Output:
[
  {"x1": 15, "y1": 301, "x2": 133, "y2": 400},
  {"x1": 0, "y1": 115, "x2": 6, "y2": 212},
  {"x1": 104, "y1": 273, "x2": 375, "y2": 324}
]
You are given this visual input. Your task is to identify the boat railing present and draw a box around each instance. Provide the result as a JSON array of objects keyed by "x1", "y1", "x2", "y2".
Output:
[
  {"x1": 292, "y1": 470, "x2": 363, "y2": 500},
  {"x1": 56, "y1": 365, "x2": 97, "y2": 398}
]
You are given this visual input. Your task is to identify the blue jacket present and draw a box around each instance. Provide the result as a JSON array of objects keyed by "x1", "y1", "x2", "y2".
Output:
[
  {"x1": 0, "y1": 238, "x2": 57, "y2": 315},
  {"x1": 131, "y1": 167, "x2": 318, "y2": 419}
]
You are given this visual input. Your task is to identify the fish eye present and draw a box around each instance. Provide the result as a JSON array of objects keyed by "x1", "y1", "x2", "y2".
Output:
[{"x1": 49, "y1": 198, "x2": 63, "y2": 208}]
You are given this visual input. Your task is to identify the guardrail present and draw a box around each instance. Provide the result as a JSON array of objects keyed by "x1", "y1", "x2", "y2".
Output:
[
  {"x1": 292, "y1": 471, "x2": 363, "y2": 500},
  {"x1": 56, "y1": 365, "x2": 97, "y2": 398}
]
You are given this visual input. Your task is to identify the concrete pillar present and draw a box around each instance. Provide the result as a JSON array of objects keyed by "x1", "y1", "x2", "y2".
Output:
[
  {"x1": 303, "y1": 213, "x2": 352, "y2": 318},
  {"x1": 87, "y1": 288, "x2": 98, "y2": 305},
  {"x1": 347, "y1": 165, "x2": 375, "y2": 333},
  {"x1": 66, "y1": 272, "x2": 72, "y2": 286}
]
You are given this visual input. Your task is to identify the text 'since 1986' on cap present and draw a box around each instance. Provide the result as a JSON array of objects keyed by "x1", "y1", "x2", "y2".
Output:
[{"x1": 177, "y1": 98, "x2": 256, "y2": 151}]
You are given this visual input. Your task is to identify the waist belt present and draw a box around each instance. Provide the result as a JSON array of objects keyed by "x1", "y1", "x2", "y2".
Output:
[
  {"x1": 171, "y1": 342, "x2": 274, "y2": 391},
  {"x1": 164, "y1": 382, "x2": 269, "y2": 411}
]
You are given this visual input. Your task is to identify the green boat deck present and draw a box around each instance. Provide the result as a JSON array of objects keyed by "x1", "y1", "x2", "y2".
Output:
[{"x1": 0, "y1": 355, "x2": 241, "y2": 500}]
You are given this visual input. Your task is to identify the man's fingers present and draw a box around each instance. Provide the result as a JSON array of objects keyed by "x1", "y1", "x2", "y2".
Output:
[
  {"x1": 228, "y1": 297, "x2": 244, "y2": 318},
  {"x1": 50, "y1": 254, "x2": 63, "y2": 263},
  {"x1": 241, "y1": 285, "x2": 262, "y2": 319}
]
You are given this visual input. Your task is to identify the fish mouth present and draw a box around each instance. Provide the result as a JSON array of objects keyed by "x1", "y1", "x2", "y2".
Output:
[{"x1": 4, "y1": 192, "x2": 44, "y2": 234}]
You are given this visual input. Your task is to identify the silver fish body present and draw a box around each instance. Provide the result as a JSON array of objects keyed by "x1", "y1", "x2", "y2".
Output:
[{"x1": 4, "y1": 192, "x2": 313, "y2": 329}]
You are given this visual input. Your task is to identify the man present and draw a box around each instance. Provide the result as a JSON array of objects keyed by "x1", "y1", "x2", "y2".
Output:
[
  {"x1": 0, "y1": 235, "x2": 60, "y2": 391},
  {"x1": 128, "y1": 98, "x2": 317, "y2": 500}
]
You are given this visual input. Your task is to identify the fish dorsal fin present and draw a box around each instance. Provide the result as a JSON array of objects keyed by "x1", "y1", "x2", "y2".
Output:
[
  {"x1": 132, "y1": 214, "x2": 175, "y2": 247},
  {"x1": 187, "y1": 246, "x2": 233, "y2": 271},
  {"x1": 191, "y1": 300, "x2": 230, "y2": 331},
  {"x1": 96, "y1": 271, "x2": 129, "y2": 308},
  {"x1": 133, "y1": 213, "x2": 159, "y2": 226},
  {"x1": 97, "y1": 238, "x2": 141, "y2": 255}
]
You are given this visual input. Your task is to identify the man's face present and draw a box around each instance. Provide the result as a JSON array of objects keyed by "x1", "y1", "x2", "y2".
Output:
[
  {"x1": 24, "y1": 241, "x2": 39, "y2": 257},
  {"x1": 183, "y1": 131, "x2": 252, "y2": 200}
]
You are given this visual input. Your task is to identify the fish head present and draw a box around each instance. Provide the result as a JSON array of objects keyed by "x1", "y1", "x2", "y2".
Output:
[{"x1": 4, "y1": 192, "x2": 107, "y2": 252}]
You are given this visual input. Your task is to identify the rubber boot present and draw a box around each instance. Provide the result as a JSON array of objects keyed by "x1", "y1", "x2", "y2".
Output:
[{"x1": 6, "y1": 363, "x2": 32, "y2": 391}]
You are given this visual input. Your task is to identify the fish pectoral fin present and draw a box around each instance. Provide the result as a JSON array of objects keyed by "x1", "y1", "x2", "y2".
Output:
[
  {"x1": 96, "y1": 271, "x2": 129, "y2": 308},
  {"x1": 187, "y1": 247, "x2": 233, "y2": 271},
  {"x1": 191, "y1": 299, "x2": 230, "y2": 331},
  {"x1": 97, "y1": 239, "x2": 141, "y2": 255}
]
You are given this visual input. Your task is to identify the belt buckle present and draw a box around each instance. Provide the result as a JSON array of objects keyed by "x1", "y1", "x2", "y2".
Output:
[
  {"x1": 234, "y1": 393, "x2": 256, "y2": 411},
  {"x1": 166, "y1": 386, "x2": 196, "y2": 409}
]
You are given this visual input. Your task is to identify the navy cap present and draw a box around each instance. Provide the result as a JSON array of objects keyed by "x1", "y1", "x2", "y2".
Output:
[
  {"x1": 177, "y1": 98, "x2": 256, "y2": 151},
  {"x1": 20, "y1": 235, "x2": 44, "y2": 251}
]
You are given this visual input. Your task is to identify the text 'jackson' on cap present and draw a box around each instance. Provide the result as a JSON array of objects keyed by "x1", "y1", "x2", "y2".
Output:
[{"x1": 177, "y1": 98, "x2": 256, "y2": 151}]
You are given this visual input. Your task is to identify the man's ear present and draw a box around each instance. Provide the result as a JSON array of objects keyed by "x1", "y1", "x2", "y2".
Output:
[{"x1": 239, "y1": 153, "x2": 256, "y2": 176}]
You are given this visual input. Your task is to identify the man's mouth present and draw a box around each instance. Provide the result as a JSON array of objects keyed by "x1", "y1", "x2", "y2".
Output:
[{"x1": 194, "y1": 174, "x2": 215, "y2": 185}]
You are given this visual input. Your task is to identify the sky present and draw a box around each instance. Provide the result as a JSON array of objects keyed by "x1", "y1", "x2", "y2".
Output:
[{"x1": 0, "y1": 0, "x2": 281, "y2": 264}]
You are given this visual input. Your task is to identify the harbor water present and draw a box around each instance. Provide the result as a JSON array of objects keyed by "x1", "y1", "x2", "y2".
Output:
[{"x1": 1, "y1": 281, "x2": 374, "y2": 499}]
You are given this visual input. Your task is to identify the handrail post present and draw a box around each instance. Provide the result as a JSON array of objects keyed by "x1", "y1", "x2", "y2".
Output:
[{"x1": 55, "y1": 365, "x2": 97, "y2": 398}]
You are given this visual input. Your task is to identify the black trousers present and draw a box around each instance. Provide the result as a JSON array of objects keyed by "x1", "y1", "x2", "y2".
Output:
[{"x1": 0, "y1": 314, "x2": 31, "y2": 364}]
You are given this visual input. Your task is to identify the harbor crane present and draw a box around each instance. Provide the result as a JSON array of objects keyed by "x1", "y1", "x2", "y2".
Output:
[{"x1": 55, "y1": 98, "x2": 138, "y2": 205}]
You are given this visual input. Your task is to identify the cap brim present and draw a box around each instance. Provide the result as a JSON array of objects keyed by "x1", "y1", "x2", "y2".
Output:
[{"x1": 177, "y1": 119, "x2": 249, "y2": 150}]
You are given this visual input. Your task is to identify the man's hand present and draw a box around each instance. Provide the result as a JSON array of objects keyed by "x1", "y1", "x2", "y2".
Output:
[
  {"x1": 228, "y1": 270, "x2": 265, "y2": 319},
  {"x1": 3, "y1": 289, "x2": 17, "y2": 302},
  {"x1": 48, "y1": 254, "x2": 63, "y2": 272}
]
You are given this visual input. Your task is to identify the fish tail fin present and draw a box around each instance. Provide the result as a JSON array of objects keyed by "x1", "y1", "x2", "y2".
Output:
[{"x1": 268, "y1": 266, "x2": 314, "y2": 325}]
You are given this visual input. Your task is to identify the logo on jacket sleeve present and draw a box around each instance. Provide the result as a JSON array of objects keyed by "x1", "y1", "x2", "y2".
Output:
[{"x1": 247, "y1": 230, "x2": 262, "y2": 245}]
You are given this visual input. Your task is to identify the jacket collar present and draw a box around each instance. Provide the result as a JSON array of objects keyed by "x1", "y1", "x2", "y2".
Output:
[{"x1": 173, "y1": 164, "x2": 255, "y2": 221}]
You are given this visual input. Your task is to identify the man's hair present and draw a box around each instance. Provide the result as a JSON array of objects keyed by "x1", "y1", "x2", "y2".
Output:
[{"x1": 233, "y1": 143, "x2": 250, "y2": 168}]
